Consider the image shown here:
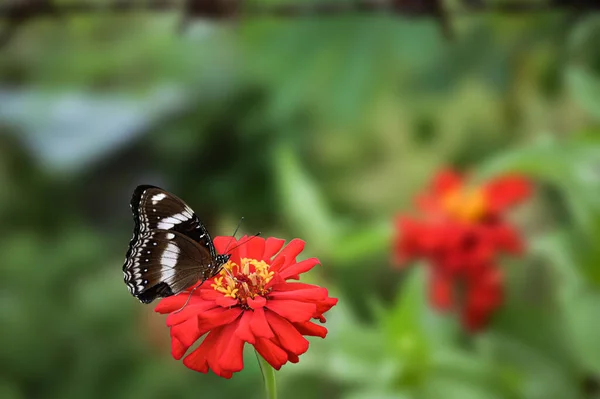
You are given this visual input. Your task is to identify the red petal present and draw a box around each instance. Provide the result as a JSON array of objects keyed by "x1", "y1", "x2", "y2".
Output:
[
  {"x1": 215, "y1": 235, "x2": 242, "y2": 265},
  {"x1": 181, "y1": 319, "x2": 246, "y2": 377},
  {"x1": 213, "y1": 236, "x2": 233, "y2": 255},
  {"x1": 254, "y1": 338, "x2": 288, "y2": 370},
  {"x1": 314, "y1": 296, "x2": 338, "y2": 318},
  {"x1": 250, "y1": 307, "x2": 274, "y2": 339},
  {"x1": 234, "y1": 235, "x2": 251, "y2": 260},
  {"x1": 270, "y1": 281, "x2": 324, "y2": 292},
  {"x1": 491, "y1": 224, "x2": 524, "y2": 254},
  {"x1": 429, "y1": 270, "x2": 454, "y2": 311},
  {"x1": 464, "y1": 235, "x2": 495, "y2": 268},
  {"x1": 183, "y1": 327, "x2": 223, "y2": 374},
  {"x1": 266, "y1": 299, "x2": 317, "y2": 322},
  {"x1": 215, "y1": 295, "x2": 238, "y2": 307},
  {"x1": 265, "y1": 272, "x2": 286, "y2": 289},
  {"x1": 197, "y1": 307, "x2": 243, "y2": 332},
  {"x1": 466, "y1": 268, "x2": 503, "y2": 308},
  {"x1": 217, "y1": 321, "x2": 246, "y2": 373},
  {"x1": 271, "y1": 239, "x2": 306, "y2": 271},
  {"x1": 155, "y1": 293, "x2": 203, "y2": 314},
  {"x1": 278, "y1": 258, "x2": 320, "y2": 280},
  {"x1": 484, "y1": 175, "x2": 531, "y2": 212},
  {"x1": 235, "y1": 311, "x2": 255, "y2": 344},
  {"x1": 248, "y1": 296, "x2": 266, "y2": 309},
  {"x1": 269, "y1": 286, "x2": 327, "y2": 302},
  {"x1": 293, "y1": 321, "x2": 328, "y2": 338},
  {"x1": 264, "y1": 237, "x2": 286, "y2": 260},
  {"x1": 286, "y1": 352, "x2": 300, "y2": 363},
  {"x1": 200, "y1": 289, "x2": 225, "y2": 301},
  {"x1": 268, "y1": 256, "x2": 286, "y2": 274},
  {"x1": 246, "y1": 236, "x2": 266, "y2": 262},
  {"x1": 171, "y1": 336, "x2": 188, "y2": 360},
  {"x1": 170, "y1": 317, "x2": 202, "y2": 348},
  {"x1": 432, "y1": 168, "x2": 463, "y2": 196},
  {"x1": 394, "y1": 216, "x2": 449, "y2": 263},
  {"x1": 460, "y1": 266, "x2": 504, "y2": 332},
  {"x1": 265, "y1": 310, "x2": 309, "y2": 356},
  {"x1": 166, "y1": 301, "x2": 217, "y2": 326}
]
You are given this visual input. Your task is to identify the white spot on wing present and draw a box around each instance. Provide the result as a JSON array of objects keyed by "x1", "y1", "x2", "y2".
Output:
[
  {"x1": 157, "y1": 222, "x2": 174, "y2": 229},
  {"x1": 151, "y1": 193, "x2": 166, "y2": 204},
  {"x1": 161, "y1": 268, "x2": 176, "y2": 281},
  {"x1": 157, "y1": 212, "x2": 192, "y2": 229},
  {"x1": 160, "y1": 243, "x2": 179, "y2": 274}
]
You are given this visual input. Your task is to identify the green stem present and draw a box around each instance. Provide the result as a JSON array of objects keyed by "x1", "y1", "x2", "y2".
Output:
[{"x1": 255, "y1": 350, "x2": 277, "y2": 399}]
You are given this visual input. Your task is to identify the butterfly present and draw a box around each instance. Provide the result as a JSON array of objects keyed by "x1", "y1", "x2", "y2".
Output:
[{"x1": 123, "y1": 185, "x2": 231, "y2": 304}]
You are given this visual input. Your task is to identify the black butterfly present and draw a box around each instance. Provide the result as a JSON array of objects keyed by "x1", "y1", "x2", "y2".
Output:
[{"x1": 123, "y1": 185, "x2": 231, "y2": 304}]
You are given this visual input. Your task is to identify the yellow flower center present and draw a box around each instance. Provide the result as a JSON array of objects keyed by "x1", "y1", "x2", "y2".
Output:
[
  {"x1": 441, "y1": 187, "x2": 487, "y2": 222},
  {"x1": 211, "y1": 258, "x2": 274, "y2": 307}
]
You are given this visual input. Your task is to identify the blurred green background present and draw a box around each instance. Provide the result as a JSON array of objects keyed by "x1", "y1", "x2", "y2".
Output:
[{"x1": 1, "y1": 1, "x2": 600, "y2": 398}]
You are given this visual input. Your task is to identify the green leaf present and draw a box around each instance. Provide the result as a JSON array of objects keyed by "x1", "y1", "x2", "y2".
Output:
[
  {"x1": 566, "y1": 66, "x2": 600, "y2": 121},
  {"x1": 273, "y1": 142, "x2": 336, "y2": 252},
  {"x1": 329, "y1": 220, "x2": 393, "y2": 266},
  {"x1": 382, "y1": 267, "x2": 452, "y2": 386},
  {"x1": 421, "y1": 374, "x2": 503, "y2": 399},
  {"x1": 283, "y1": 301, "x2": 398, "y2": 389},
  {"x1": 566, "y1": 15, "x2": 600, "y2": 121},
  {"x1": 563, "y1": 291, "x2": 600, "y2": 373}
]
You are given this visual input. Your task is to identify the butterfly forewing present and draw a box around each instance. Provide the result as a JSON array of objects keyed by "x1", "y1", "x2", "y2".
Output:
[
  {"x1": 129, "y1": 185, "x2": 217, "y2": 256},
  {"x1": 123, "y1": 185, "x2": 230, "y2": 303}
]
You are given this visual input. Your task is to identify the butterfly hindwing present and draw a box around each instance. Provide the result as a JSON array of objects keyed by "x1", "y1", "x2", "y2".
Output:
[{"x1": 123, "y1": 229, "x2": 215, "y2": 303}]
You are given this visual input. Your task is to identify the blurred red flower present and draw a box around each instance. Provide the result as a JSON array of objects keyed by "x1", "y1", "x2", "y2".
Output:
[
  {"x1": 394, "y1": 168, "x2": 531, "y2": 331},
  {"x1": 155, "y1": 236, "x2": 338, "y2": 378}
]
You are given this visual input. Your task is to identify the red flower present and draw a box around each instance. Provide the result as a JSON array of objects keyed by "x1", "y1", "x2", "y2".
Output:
[
  {"x1": 155, "y1": 236, "x2": 338, "y2": 378},
  {"x1": 393, "y1": 168, "x2": 531, "y2": 331},
  {"x1": 428, "y1": 264, "x2": 504, "y2": 330}
]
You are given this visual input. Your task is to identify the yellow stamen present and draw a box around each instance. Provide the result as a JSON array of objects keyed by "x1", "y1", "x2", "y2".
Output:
[
  {"x1": 441, "y1": 187, "x2": 487, "y2": 222},
  {"x1": 211, "y1": 257, "x2": 274, "y2": 307}
]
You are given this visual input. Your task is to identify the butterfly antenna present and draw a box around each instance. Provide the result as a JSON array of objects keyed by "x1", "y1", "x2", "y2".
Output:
[
  {"x1": 223, "y1": 265, "x2": 236, "y2": 280},
  {"x1": 224, "y1": 217, "x2": 244, "y2": 254},
  {"x1": 172, "y1": 281, "x2": 205, "y2": 314},
  {"x1": 226, "y1": 232, "x2": 261, "y2": 254}
]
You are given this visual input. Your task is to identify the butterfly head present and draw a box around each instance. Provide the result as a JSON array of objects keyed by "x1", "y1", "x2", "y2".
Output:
[
  {"x1": 216, "y1": 254, "x2": 231, "y2": 266},
  {"x1": 204, "y1": 253, "x2": 231, "y2": 280}
]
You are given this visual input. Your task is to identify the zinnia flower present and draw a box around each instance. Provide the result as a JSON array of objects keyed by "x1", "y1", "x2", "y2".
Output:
[
  {"x1": 155, "y1": 235, "x2": 338, "y2": 378},
  {"x1": 393, "y1": 168, "x2": 531, "y2": 331}
]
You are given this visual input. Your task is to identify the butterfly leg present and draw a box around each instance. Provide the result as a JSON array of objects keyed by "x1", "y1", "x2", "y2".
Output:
[{"x1": 172, "y1": 281, "x2": 205, "y2": 313}]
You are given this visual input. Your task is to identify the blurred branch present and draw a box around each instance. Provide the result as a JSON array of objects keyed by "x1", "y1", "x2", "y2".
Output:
[{"x1": 1, "y1": 0, "x2": 599, "y2": 46}]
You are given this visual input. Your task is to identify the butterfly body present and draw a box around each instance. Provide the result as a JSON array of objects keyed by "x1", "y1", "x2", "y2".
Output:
[{"x1": 123, "y1": 185, "x2": 230, "y2": 303}]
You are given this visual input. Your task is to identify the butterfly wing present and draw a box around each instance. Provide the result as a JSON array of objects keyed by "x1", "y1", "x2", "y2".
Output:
[
  {"x1": 124, "y1": 185, "x2": 230, "y2": 303},
  {"x1": 123, "y1": 229, "x2": 216, "y2": 303},
  {"x1": 128, "y1": 185, "x2": 218, "y2": 257}
]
